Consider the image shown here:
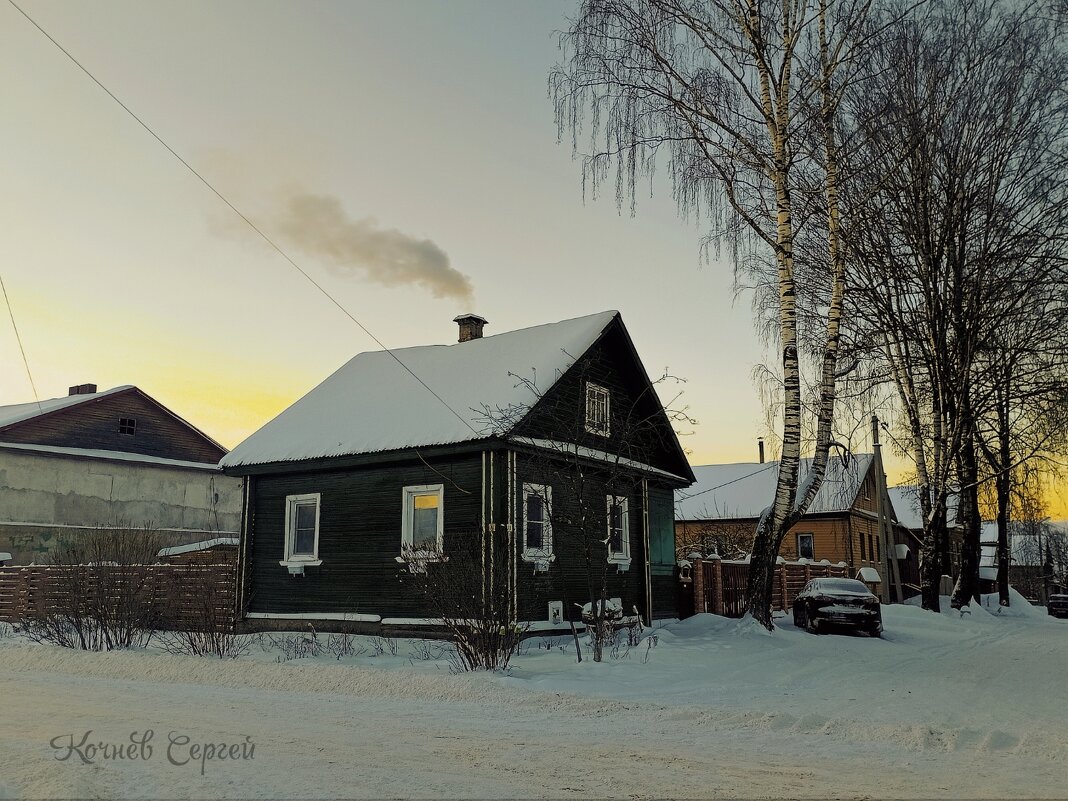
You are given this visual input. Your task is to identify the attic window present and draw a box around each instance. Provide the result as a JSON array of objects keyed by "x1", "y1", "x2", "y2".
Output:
[
  {"x1": 118, "y1": 417, "x2": 137, "y2": 436},
  {"x1": 585, "y1": 382, "x2": 610, "y2": 437}
]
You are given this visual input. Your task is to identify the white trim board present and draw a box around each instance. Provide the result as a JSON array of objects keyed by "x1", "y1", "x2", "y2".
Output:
[
  {"x1": 245, "y1": 612, "x2": 382, "y2": 623},
  {"x1": 0, "y1": 520, "x2": 238, "y2": 536}
]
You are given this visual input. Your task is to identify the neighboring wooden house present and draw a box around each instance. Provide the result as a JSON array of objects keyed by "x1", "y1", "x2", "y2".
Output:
[
  {"x1": 1007, "y1": 521, "x2": 1068, "y2": 602},
  {"x1": 887, "y1": 485, "x2": 965, "y2": 590},
  {"x1": 0, "y1": 384, "x2": 242, "y2": 563},
  {"x1": 221, "y1": 311, "x2": 693, "y2": 633},
  {"x1": 675, "y1": 454, "x2": 921, "y2": 599}
]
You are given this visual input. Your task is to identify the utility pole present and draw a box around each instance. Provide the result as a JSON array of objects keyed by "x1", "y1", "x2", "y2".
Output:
[{"x1": 872, "y1": 416, "x2": 902, "y2": 603}]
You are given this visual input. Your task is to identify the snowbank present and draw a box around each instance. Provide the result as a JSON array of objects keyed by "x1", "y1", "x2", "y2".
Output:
[{"x1": 1, "y1": 591, "x2": 1065, "y2": 798}]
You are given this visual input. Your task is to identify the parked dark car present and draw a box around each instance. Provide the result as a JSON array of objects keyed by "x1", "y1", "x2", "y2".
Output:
[
  {"x1": 792, "y1": 578, "x2": 882, "y2": 637},
  {"x1": 1048, "y1": 594, "x2": 1068, "y2": 619}
]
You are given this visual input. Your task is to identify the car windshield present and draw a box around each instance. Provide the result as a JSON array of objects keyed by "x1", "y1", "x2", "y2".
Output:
[{"x1": 816, "y1": 579, "x2": 871, "y2": 595}]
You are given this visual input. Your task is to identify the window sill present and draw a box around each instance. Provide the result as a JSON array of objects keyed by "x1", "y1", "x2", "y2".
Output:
[
  {"x1": 521, "y1": 550, "x2": 555, "y2": 572},
  {"x1": 396, "y1": 553, "x2": 447, "y2": 574},
  {"x1": 607, "y1": 556, "x2": 631, "y2": 572},
  {"x1": 521, "y1": 549, "x2": 555, "y2": 562},
  {"x1": 278, "y1": 559, "x2": 322, "y2": 568}
]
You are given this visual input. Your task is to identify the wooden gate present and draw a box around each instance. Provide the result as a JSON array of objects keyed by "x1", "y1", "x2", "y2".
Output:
[{"x1": 721, "y1": 562, "x2": 749, "y2": 617}]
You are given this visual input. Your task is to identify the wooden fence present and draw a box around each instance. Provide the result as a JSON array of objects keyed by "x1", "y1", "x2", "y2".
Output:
[
  {"x1": 682, "y1": 556, "x2": 850, "y2": 618},
  {"x1": 0, "y1": 558, "x2": 237, "y2": 631}
]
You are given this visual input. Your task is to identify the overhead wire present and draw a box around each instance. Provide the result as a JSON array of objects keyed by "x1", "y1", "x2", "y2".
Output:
[
  {"x1": 6, "y1": 0, "x2": 478, "y2": 435},
  {"x1": 675, "y1": 462, "x2": 779, "y2": 503},
  {"x1": 0, "y1": 273, "x2": 43, "y2": 412}
]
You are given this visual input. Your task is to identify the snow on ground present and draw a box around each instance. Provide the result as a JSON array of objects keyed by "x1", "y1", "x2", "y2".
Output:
[{"x1": 0, "y1": 591, "x2": 1065, "y2": 799}]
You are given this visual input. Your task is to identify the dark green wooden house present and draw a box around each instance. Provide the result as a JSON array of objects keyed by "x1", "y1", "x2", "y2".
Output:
[{"x1": 222, "y1": 311, "x2": 693, "y2": 633}]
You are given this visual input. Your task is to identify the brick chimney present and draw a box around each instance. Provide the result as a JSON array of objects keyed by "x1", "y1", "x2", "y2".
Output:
[
  {"x1": 453, "y1": 314, "x2": 487, "y2": 343},
  {"x1": 758, "y1": 437, "x2": 765, "y2": 463},
  {"x1": 68, "y1": 383, "x2": 98, "y2": 396}
]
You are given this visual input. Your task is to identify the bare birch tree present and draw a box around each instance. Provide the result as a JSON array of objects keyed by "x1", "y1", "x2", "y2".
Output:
[
  {"x1": 842, "y1": 0, "x2": 1068, "y2": 610},
  {"x1": 552, "y1": 0, "x2": 878, "y2": 627}
]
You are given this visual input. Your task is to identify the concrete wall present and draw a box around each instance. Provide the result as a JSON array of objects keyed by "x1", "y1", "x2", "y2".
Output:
[{"x1": 0, "y1": 449, "x2": 243, "y2": 564}]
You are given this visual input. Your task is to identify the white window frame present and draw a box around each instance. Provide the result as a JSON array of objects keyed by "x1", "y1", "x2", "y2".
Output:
[
  {"x1": 606, "y1": 495, "x2": 631, "y2": 568},
  {"x1": 797, "y1": 532, "x2": 815, "y2": 561},
  {"x1": 281, "y1": 493, "x2": 322, "y2": 566},
  {"x1": 521, "y1": 483, "x2": 553, "y2": 562},
  {"x1": 401, "y1": 484, "x2": 445, "y2": 555},
  {"x1": 585, "y1": 382, "x2": 611, "y2": 437}
]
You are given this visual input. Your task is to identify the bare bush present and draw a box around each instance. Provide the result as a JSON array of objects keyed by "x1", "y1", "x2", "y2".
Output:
[
  {"x1": 407, "y1": 640, "x2": 450, "y2": 663},
  {"x1": 156, "y1": 566, "x2": 245, "y2": 659},
  {"x1": 402, "y1": 536, "x2": 526, "y2": 671},
  {"x1": 368, "y1": 636, "x2": 398, "y2": 657},
  {"x1": 326, "y1": 633, "x2": 367, "y2": 660},
  {"x1": 265, "y1": 627, "x2": 323, "y2": 662},
  {"x1": 642, "y1": 633, "x2": 659, "y2": 664},
  {"x1": 18, "y1": 525, "x2": 167, "y2": 651}
]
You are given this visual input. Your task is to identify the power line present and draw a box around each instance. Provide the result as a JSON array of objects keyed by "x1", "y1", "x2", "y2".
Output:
[
  {"x1": 675, "y1": 462, "x2": 779, "y2": 504},
  {"x1": 0, "y1": 274, "x2": 42, "y2": 412},
  {"x1": 6, "y1": 0, "x2": 478, "y2": 436}
]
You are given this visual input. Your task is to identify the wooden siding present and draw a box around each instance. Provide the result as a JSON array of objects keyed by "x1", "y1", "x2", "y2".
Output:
[
  {"x1": 0, "y1": 389, "x2": 225, "y2": 464},
  {"x1": 512, "y1": 321, "x2": 691, "y2": 482},
  {"x1": 245, "y1": 453, "x2": 483, "y2": 617},
  {"x1": 509, "y1": 451, "x2": 651, "y2": 624},
  {"x1": 677, "y1": 514, "x2": 875, "y2": 572}
]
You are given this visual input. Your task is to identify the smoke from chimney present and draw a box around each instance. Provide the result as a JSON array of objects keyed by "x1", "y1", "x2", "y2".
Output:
[{"x1": 272, "y1": 192, "x2": 474, "y2": 304}]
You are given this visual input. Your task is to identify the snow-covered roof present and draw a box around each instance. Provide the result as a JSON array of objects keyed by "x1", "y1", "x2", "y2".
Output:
[
  {"x1": 887, "y1": 485, "x2": 959, "y2": 530},
  {"x1": 0, "y1": 385, "x2": 134, "y2": 430},
  {"x1": 1009, "y1": 521, "x2": 1068, "y2": 567},
  {"x1": 222, "y1": 311, "x2": 620, "y2": 467},
  {"x1": 0, "y1": 441, "x2": 223, "y2": 470},
  {"x1": 857, "y1": 566, "x2": 882, "y2": 583},
  {"x1": 157, "y1": 537, "x2": 240, "y2": 558},
  {"x1": 675, "y1": 454, "x2": 874, "y2": 521},
  {"x1": 509, "y1": 436, "x2": 689, "y2": 482}
]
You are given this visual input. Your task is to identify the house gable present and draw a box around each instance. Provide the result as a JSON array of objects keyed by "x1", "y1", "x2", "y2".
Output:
[
  {"x1": 511, "y1": 317, "x2": 693, "y2": 484},
  {"x1": 0, "y1": 387, "x2": 226, "y2": 464}
]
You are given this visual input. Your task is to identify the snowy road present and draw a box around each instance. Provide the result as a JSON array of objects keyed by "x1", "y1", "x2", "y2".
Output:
[{"x1": 1, "y1": 600, "x2": 1065, "y2": 798}]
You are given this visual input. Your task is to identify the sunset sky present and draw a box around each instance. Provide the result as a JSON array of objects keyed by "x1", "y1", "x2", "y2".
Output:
[{"x1": 2, "y1": 1, "x2": 1064, "y2": 517}]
